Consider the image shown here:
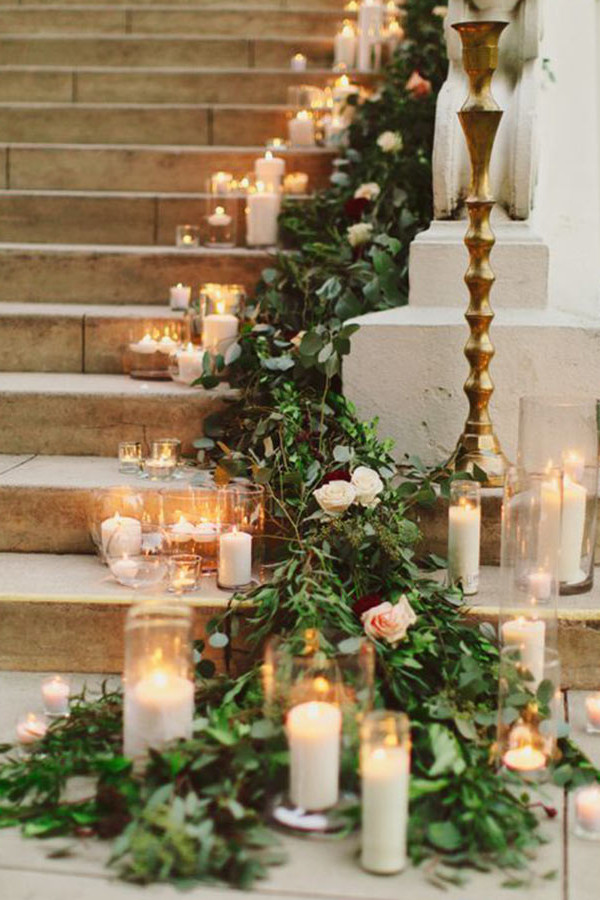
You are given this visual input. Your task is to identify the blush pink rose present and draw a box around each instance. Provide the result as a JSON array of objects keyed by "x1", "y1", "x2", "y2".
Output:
[
  {"x1": 406, "y1": 71, "x2": 432, "y2": 99},
  {"x1": 361, "y1": 596, "x2": 417, "y2": 646}
]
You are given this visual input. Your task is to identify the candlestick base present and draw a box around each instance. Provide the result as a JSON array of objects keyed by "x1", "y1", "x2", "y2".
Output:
[
  {"x1": 267, "y1": 792, "x2": 357, "y2": 837},
  {"x1": 216, "y1": 576, "x2": 257, "y2": 593}
]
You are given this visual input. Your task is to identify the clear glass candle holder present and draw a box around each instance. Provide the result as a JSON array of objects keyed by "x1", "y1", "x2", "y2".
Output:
[
  {"x1": 123, "y1": 601, "x2": 194, "y2": 763},
  {"x1": 447, "y1": 480, "x2": 481, "y2": 595},
  {"x1": 145, "y1": 438, "x2": 181, "y2": 482},
  {"x1": 108, "y1": 542, "x2": 168, "y2": 591},
  {"x1": 205, "y1": 198, "x2": 237, "y2": 249},
  {"x1": 88, "y1": 487, "x2": 146, "y2": 562},
  {"x1": 283, "y1": 171, "x2": 309, "y2": 195},
  {"x1": 176, "y1": 224, "x2": 201, "y2": 248},
  {"x1": 208, "y1": 170, "x2": 235, "y2": 195},
  {"x1": 199, "y1": 283, "x2": 246, "y2": 319},
  {"x1": 118, "y1": 441, "x2": 142, "y2": 474},
  {"x1": 585, "y1": 693, "x2": 600, "y2": 734},
  {"x1": 518, "y1": 396, "x2": 599, "y2": 595},
  {"x1": 286, "y1": 84, "x2": 325, "y2": 110},
  {"x1": 360, "y1": 710, "x2": 411, "y2": 875},
  {"x1": 41, "y1": 675, "x2": 70, "y2": 718},
  {"x1": 16, "y1": 712, "x2": 48, "y2": 748},
  {"x1": 161, "y1": 486, "x2": 222, "y2": 574},
  {"x1": 167, "y1": 553, "x2": 202, "y2": 594},
  {"x1": 217, "y1": 483, "x2": 265, "y2": 589},
  {"x1": 573, "y1": 784, "x2": 600, "y2": 841}
]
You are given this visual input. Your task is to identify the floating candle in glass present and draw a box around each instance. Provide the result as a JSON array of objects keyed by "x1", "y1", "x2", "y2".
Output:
[
  {"x1": 283, "y1": 171, "x2": 309, "y2": 195},
  {"x1": 175, "y1": 343, "x2": 207, "y2": 386},
  {"x1": 205, "y1": 200, "x2": 236, "y2": 249},
  {"x1": 447, "y1": 480, "x2": 481, "y2": 596},
  {"x1": 41, "y1": 675, "x2": 70, "y2": 718},
  {"x1": 167, "y1": 553, "x2": 202, "y2": 593}
]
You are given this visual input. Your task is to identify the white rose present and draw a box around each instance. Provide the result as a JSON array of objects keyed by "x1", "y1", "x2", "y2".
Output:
[
  {"x1": 351, "y1": 466, "x2": 384, "y2": 507},
  {"x1": 314, "y1": 480, "x2": 356, "y2": 516},
  {"x1": 361, "y1": 596, "x2": 417, "y2": 646},
  {"x1": 377, "y1": 130, "x2": 403, "y2": 153},
  {"x1": 347, "y1": 222, "x2": 373, "y2": 247},
  {"x1": 354, "y1": 182, "x2": 381, "y2": 201}
]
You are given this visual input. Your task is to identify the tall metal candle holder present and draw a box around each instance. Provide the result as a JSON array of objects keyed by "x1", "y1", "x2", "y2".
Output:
[{"x1": 446, "y1": 21, "x2": 510, "y2": 487}]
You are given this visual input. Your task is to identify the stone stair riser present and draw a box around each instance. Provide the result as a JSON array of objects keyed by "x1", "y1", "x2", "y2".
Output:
[
  {"x1": 413, "y1": 492, "x2": 503, "y2": 566},
  {"x1": 20, "y1": 0, "x2": 346, "y2": 6},
  {"x1": 5, "y1": 146, "x2": 335, "y2": 192}
]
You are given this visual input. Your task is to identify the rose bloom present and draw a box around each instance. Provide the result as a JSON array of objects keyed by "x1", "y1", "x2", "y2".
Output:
[
  {"x1": 432, "y1": 5, "x2": 448, "y2": 17},
  {"x1": 377, "y1": 130, "x2": 403, "y2": 153},
  {"x1": 314, "y1": 479, "x2": 356, "y2": 516},
  {"x1": 406, "y1": 70, "x2": 433, "y2": 99},
  {"x1": 351, "y1": 465, "x2": 384, "y2": 507},
  {"x1": 361, "y1": 596, "x2": 417, "y2": 646},
  {"x1": 344, "y1": 196, "x2": 370, "y2": 222},
  {"x1": 354, "y1": 182, "x2": 381, "y2": 202},
  {"x1": 347, "y1": 222, "x2": 373, "y2": 247}
]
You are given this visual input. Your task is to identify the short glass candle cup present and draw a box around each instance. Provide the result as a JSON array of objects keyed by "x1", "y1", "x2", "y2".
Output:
[
  {"x1": 88, "y1": 487, "x2": 146, "y2": 563},
  {"x1": 573, "y1": 784, "x2": 600, "y2": 840},
  {"x1": 176, "y1": 224, "x2": 201, "y2": 249},
  {"x1": 16, "y1": 712, "x2": 48, "y2": 748},
  {"x1": 144, "y1": 438, "x2": 180, "y2": 481},
  {"x1": 205, "y1": 198, "x2": 237, "y2": 249},
  {"x1": 41, "y1": 675, "x2": 71, "y2": 718},
  {"x1": 108, "y1": 547, "x2": 168, "y2": 590},
  {"x1": 585, "y1": 693, "x2": 600, "y2": 734},
  {"x1": 118, "y1": 441, "x2": 142, "y2": 474},
  {"x1": 167, "y1": 553, "x2": 202, "y2": 594}
]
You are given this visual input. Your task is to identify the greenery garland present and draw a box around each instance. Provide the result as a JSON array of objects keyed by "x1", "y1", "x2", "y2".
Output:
[{"x1": 1, "y1": 0, "x2": 598, "y2": 890}]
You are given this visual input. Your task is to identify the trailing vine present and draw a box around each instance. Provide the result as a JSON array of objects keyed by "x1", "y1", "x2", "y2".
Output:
[{"x1": 1, "y1": 0, "x2": 598, "y2": 891}]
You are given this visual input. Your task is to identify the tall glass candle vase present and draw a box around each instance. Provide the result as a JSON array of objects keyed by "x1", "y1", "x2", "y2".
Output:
[
  {"x1": 88, "y1": 486, "x2": 146, "y2": 562},
  {"x1": 447, "y1": 480, "x2": 481, "y2": 595},
  {"x1": 161, "y1": 485, "x2": 222, "y2": 574},
  {"x1": 217, "y1": 483, "x2": 265, "y2": 589}
]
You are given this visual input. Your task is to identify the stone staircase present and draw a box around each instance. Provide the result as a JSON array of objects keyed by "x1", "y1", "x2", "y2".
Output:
[{"x1": 0, "y1": 0, "x2": 349, "y2": 671}]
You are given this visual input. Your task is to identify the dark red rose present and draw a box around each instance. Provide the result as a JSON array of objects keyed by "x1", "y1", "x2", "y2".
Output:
[
  {"x1": 344, "y1": 196, "x2": 370, "y2": 222},
  {"x1": 353, "y1": 592, "x2": 383, "y2": 619},
  {"x1": 321, "y1": 469, "x2": 351, "y2": 485}
]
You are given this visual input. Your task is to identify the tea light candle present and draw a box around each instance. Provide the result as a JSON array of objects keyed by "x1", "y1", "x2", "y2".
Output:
[
  {"x1": 559, "y1": 473, "x2": 587, "y2": 585},
  {"x1": 176, "y1": 225, "x2": 200, "y2": 248},
  {"x1": 332, "y1": 74, "x2": 360, "y2": 109},
  {"x1": 246, "y1": 183, "x2": 281, "y2": 247},
  {"x1": 290, "y1": 53, "x2": 307, "y2": 72},
  {"x1": 218, "y1": 529, "x2": 252, "y2": 588},
  {"x1": 177, "y1": 343, "x2": 207, "y2": 385},
  {"x1": 169, "y1": 513, "x2": 197, "y2": 544},
  {"x1": 101, "y1": 512, "x2": 142, "y2": 557},
  {"x1": 575, "y1": 784, "x2": 600, "y2": 835},
  {"x1": 156, "y1": 332, "x2": 178, "y2": 354},
  {"x1": 41, "y1": 675, "x2": 70, "y2": 717},
  {"x1": 501, "y1": 617, "x2": 546, "y2": 686},
  {"x1": 16, "y1": 712, "x2": 48, "y2": 746},
  {"x1": 255, "y1": 151, "x2": 285, "y2": 188},
  {"x1": 288, "y1": 110, "x2": 316, "y2": 147},
  {"x1": 203, "y1": 313, "x2": 238, "y2": 355},
  {"x1": 169, "y1": 283, "x2": 191, "y2": 311},
  {"x1": 111, "y1": 555, "x2": 140, "y2": 582},
  {"x1": 208, "y1": 205, "x2": 232, "y2": 228},
  {"x1": 448, "y1": 499, "x2": 481, "y2": 595},
  {"x1": 130, "y1": 333, "x2": 158, "y2": 354},
  {"x1": 124, "y1": 668, "x2": 194, "y2": 760},
  {"x1": 266, "y1": 137, "x2": 288, "y2": 152},
  {"x1": 585, "y1": 693, "x2": 600, "y2": 732},
  {"x1": 334, "y1": 20, "x2": 357, "y2": 69},
  {"x1": 283, "y1": 171, "x2": 309, "y2": 195},
  {"x1": 167, "y1": 554, "x2": 201, "y2": 593},
  {"x1": 322, "y1": 115, "x2": 347, "y2": 148},
  {"x1": 361, "y1": 745, "x2": 409, "y2": 874},
  {"x1": 144, "y1": 457, "x2": 176, "y2": 480},
  {"x1": 527, "y1": 570, "x2": 552, "y2": 602},
  {"x1": 503, "y1": 744, "x2": 547, "y2": 774},
  {"x1": 287, "y1": 701, "x2": 342, "y2": 810}
]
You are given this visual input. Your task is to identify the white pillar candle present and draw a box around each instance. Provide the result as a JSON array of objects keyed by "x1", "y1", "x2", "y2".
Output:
[
  {"x1": 16, "y1": 713, "x2": 47, "y2": 745},
  {"x1": 287, "y1": 701, "x2": 342, "y2": 811},
  {"x1": 334, "y1": 21, "x2": 357, "y2": 69},
  {"x1": 501, "y1": 617, "x2": 546, "y2": 686},
  {"x1": 101, "y1": 513, "x2": 142, "y2": 558},
  {"x1": 169, "y1": 283, "x2": 191, "y2": 311},
  {"x1": 575, "y1": 785, "x2": 600, "y2": 833},
  {"x1": 559, "y1": 475, "x2": 587, "y2": 584},
  {"x1": 246, "y1": 188, "x2": 281, "y2": 246},
  {"x1": 357, "y1": 0, "x2": 383, "y2": 71},
  {"x1": 218, "y1": 529, "x2": 252, "y2": 588},
  {"x1": 41, "y1": 676, "x2": 70, "y2": 717},
  {"x1": 585, "y1": 693, "x2": 600, "y2": 731},
  {"x1": 202, "y1": 313, "x2": 239, "y2": 354},
  {"x1": 290, "y1": 53, "x2": 307, "y2": 72},
  {"x1": 361, "y1": 746, "x2": 409, "y2": 874},
  {"x1": 177, "y1": 343, "x2": 206, "y2": 385},
  {"x1": 124, "y1": 669, "x2": 194, "y2": 760},
  {"x1": 447, "y1": 502, "x2": 480, "y2": 595},
  {"x1": 254, "y1": 151, "x2": 285, "y2": 188},
  {"x1": 288, "y1": 111, "x2": 316, "y2": 147}
]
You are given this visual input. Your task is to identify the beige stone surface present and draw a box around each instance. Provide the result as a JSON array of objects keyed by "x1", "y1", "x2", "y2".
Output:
[
  {"x1": 129, "y1": 8, "x2": 339, "y2": 37},
  {"x1": 253, "y1": 36, "x2": 333, "y2": 67},
  {"x1": 84, "y1": 310, "x2": 183, "y2": 374},
  {"x1": 0, "y1": 68, "x2": 73, "y2": 102},
  {"x1": 0, "y1": 309, "x2": 83, "y2": 371},
  {"x1": 413, "y1": 487, "x2": 503, "y2": 565},
  {"x1": 0, "y1": 7, "x2": 127, "y2": 33},
  {"x1": 212, "y1": 105, "x2": 288, "y2": 146}
]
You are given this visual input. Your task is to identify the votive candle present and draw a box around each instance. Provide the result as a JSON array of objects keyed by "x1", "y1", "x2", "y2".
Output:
[
  {"x1": 16, "y1": 712, "x2": 48, "y2": 746},
  {"x1": 586, "y1": 693, "x2": 600, "y2": 733},
  {"x1": 42, "y1": 675, "x2": 70, "y2": 717},
  {"x1": 574, "y1": 784, "x2": 600, "y2": 837}
]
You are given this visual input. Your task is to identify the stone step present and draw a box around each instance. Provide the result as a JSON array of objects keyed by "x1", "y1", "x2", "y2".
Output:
[
  {"x1": 3, "y1": 144, "x2": 335, "y2": 192},
  {"x1": 20, "y1": 0, "x2": 346, "y2": 6},
  {"x1": 0, "y1": 6, "x2": 343, "y2": 36},
  {"x1": 0, "y1": 102, "x2": 292, "y2": 146},
  {"x1": 0, "y1": 243, "x2": 269, "y2": 303},
  {"x1": 0, "y1": 66, "x2": 367, "y2": 105},
  {"x1": 0, "y1": 552, "x2": 246, "y2": 674},
  {"x1": 0, "y1": 374, "x2": 234, "y2": 456},
  {"x1": 0, "y1": 302, "x2": 186, "y2": 373},
  {"x1": 0, "y1": 35, "x2": 333, "y2": 68}
]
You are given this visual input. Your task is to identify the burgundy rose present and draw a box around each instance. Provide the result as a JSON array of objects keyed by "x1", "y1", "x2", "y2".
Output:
[
  {"x1": 406, "y1": 70, "x2": 433, "y2": 99},
  {"x1": 321, "y1": 469, "x2": 351, "y2": 485},
  {"x1": 353, "y1": 592, "x2": 384, "y2": 619},
  {"x1": 344, "y1": 196, "x2": 370, "y2": 222}
]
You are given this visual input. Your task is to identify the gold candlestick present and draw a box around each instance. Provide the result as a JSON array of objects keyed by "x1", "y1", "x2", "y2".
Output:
[{"x1": 446, "y1": 20, "x2": 510, "y2": 487}]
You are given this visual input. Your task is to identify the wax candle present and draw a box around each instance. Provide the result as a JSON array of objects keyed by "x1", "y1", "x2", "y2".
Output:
[
  {"x1": 169, "y1": 283, "x2": 191, "y2": 311},
  {"x1": 101, "y1": 513, "x2": 142, "y2": 558},
  {"x1": 501, "y1": 617, "x2": 546, "y2": 686},
  {"x1": 16, "y1": 712, "x2": 47, "y2": 746},
  {"x1": 156, "y1": 332, "x2": 178, "y2": 354},
  {"x1": 254, "y1": 151, "x2": 285, "y2": 188},
  {"x1": 559, "y1": 474, "x2": 587, "y2": 584},
  {"x1": 266, "y1": 137, "x2": 288, "y2": 152},
  {"x1": 290, "y1": 53, "x2": 307, "y2": 72},
  {"x1": 586, "y1": 693, "x2": 600, "y2": 732},
  {"x1": 575, "y1": 784, "x2": 600, "y2": 834},
  {"x1": 218, "y1": 529, "x2": 252, "y2": 588},
  {"x1": 130, "y1": 333, "x2": 158, "y2": 354},
  {"x1": 41, "y1": 676, "x2": 70, "y2": 717},
  {"x1": 144, "y1": 456, "x2": 176, "y2": 481},
  {"x1": 288, "y1": 111, "x2": 316, "y2": 147},
  {"x1": 210, "y1": 170, "x2": 234, "y2": 194},
  {"x1": 283, "y1": 171, "x2": 309, "y2": 195},
  {"x1": 167, "y1": 554, "x2": 201, "y2": 593},
  {"x1": 177, "y1": 343, "x2": 206, "y2": 385},
  {"x1": 322, "y1": 115, "x2": 348, "y2": 148},
  {"x1": 357, "y1": 0, "x2": 383, "y2": 71},
  {"x1": 111, "y1": 555, "x2": 140, "y2": 582},
  {"x1": 361, "y1": 745, "x2": 409, "y2": 874},
  {"x1": 203, "y1": 313, "x2": 239, "y2": 355},
  {"x1": 246, "y1": 185, "x2": 281, "y2": 247},
  {"x1": 287, "y1": 701, "x2": 342, "y2": 810},
  {"x1": 527, "y1": 570, "x2": 552, "y2": 602},
  {"x1": 448, "y1": 500, "x2": 481, "y2": 595},
  {"x1": 503, "y1": 744, "x2": 546, "y2": 773},
  {"x1": 176, "y1": 225, "x2": 200, "y2": 248},
  {"x1": 124, "y1": 668, "x2": 194, "y2": 760},
  {"x1": 334, "y1": 20, "x2": 357, "y2": 70}
]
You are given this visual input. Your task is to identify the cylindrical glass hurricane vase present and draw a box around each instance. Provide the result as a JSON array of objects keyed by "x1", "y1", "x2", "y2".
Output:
[
  {"x1": 204, "y1": 197, "x2": 237, "y2": 249},
  {"x1": 360, "y1": 710, "x2": 411, "y2": 875},
  {"x1": 161, "y1": 485, "x2": 222, "y2": 574},
  {"x1": 88, "y1": 487, "x2": 147, "y2": 563},
  {"x1": 447, "y1": 480, "x2": 481, "y2": 595},
  {"x1": 217, "y1": 483, "x2": 265, "y2": 591},
  {"x1": 123, "y1": 601, "x2": 195, "y2": 765},
  {"x1": 518, "y1": 396, "x2": 599, "y2": 594}
]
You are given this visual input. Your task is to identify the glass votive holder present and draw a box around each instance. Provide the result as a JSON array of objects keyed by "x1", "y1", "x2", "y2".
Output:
[
  {"x1": 205, "y1": 198, "x2": 237, "y2": 249},
  {"x1": 176, "y1": 224, "x2": 201, "y2": 248},
  {"x1": 167, "y1": 553, "x2": 202, "y2": 593},
  {"x1": 88, "y1": 487, "x2": 145, "y2": 562},
  {"x1": 16, "y1": 712, "x2": 48, "y2": 747},
  {"x1": 118, "y1": 441, "x2": 142, "y2": 474},
  {"x1": 108, "y1": 526, "x2": 168, "y2": 589},
  {"x1": 447, "y1": 480, "x2": 481, "y2": 596},
  {"x1": 573, "y1": 784, "x2": 600, "y2": 841},
  {"x1": 209, "y1": 170, "x2": 235, "y2": 195},
  {"x1": 585, "y1": 693, "x2": 600, "y2": 734},
  {"x1": 360, "y1": 710, "x2": 411, "y2": 875},
  {"x1": 283, "y1": 171, "x2": 309, "y2": 195},
  {"x1": 199, "y1": 283, "x2": 245, "y2": 318},
  {"x1": 41, "y1": 675, "x2": 70, "y2": 718},
  {"x1": 265, "y1": 137, "x2": 289, "y2": 152},
  {"x1": 144, "y1": 456, "x2": 176, "y2": 481}
]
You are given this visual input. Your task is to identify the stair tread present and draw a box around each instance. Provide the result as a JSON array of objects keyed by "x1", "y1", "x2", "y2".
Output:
[
  {"x1": 471, "y1": 566, "x2": 600, "y2": 619},
  {"x1": 0, "y1": 301, "x2": 179, "y2": 316},
  {"x1": 0, "y1": 371, "x2": 233, "y2": 396},
  {"x1": 0, "y1": 241, "x2": 270, "y2": 255}
]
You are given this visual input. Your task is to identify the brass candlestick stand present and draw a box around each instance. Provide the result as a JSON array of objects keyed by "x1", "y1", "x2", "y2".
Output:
[{"x1": 446, "y1": 20, "x2": 510, "y2": 487}]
